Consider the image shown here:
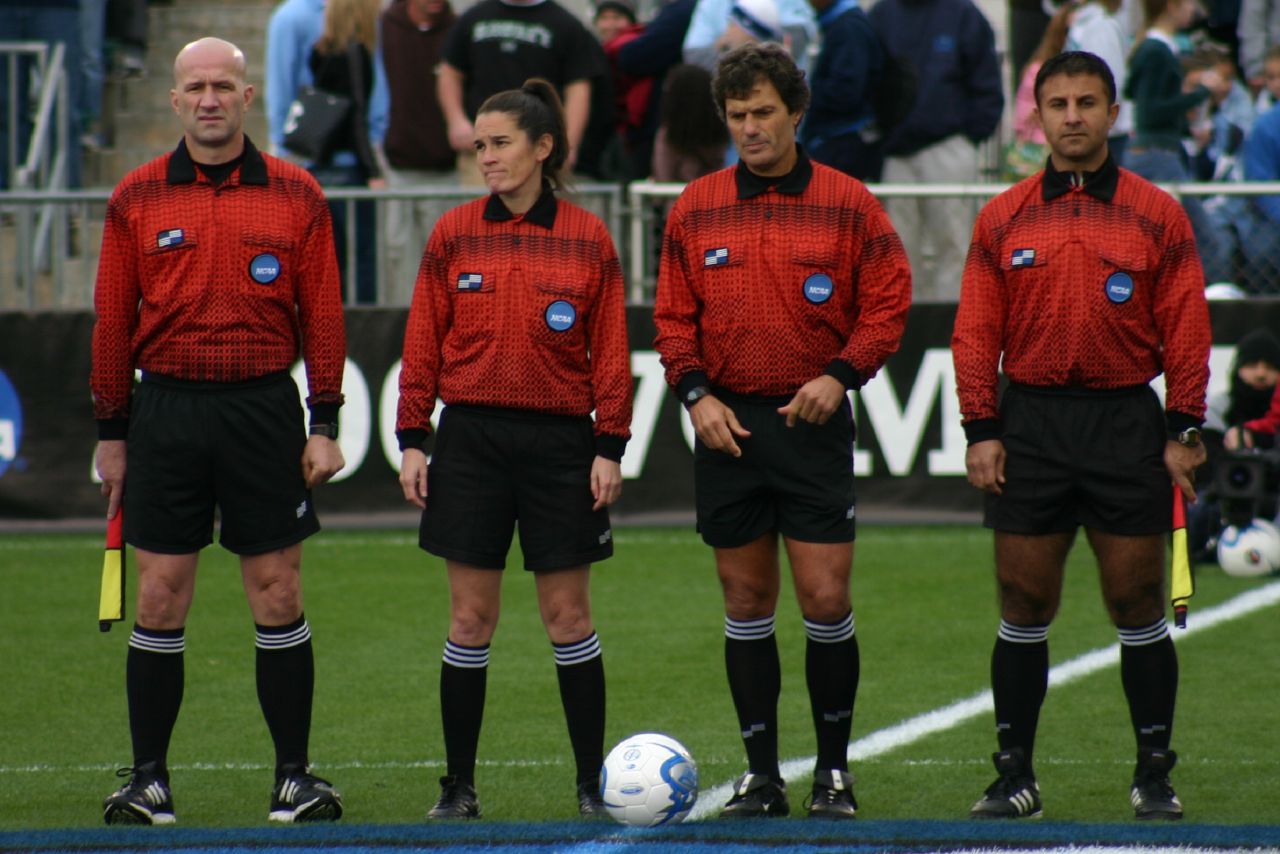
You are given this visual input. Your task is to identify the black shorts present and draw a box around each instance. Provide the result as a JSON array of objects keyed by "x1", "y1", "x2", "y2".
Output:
[
  {"x1": 124, "y1": 371, "x2": 320, "y2": 555},
  {"x1": 984, "y1": 383, "x2": 1171, "y2": 535},
  {"x1": 694, "y1": 391, "x2": 856, "y2": 549},
  {"x1": 420, "y1": 405, "x2": 614, "y2": 571}
]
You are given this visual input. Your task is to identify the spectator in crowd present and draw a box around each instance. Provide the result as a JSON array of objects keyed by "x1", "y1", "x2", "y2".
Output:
[
  {"x1": 1227, "y1": 368, "x2": 1280, "y2": 446},
  {"x1": 265, "y1": 0, "x2": 389, "y2": 160},
  {"x1": 306, "y1": 0, "x2": 387, "y2": 305},
  {"x1": 576, "y1": 29, "x2": 623, "y2": 180},
  {"x1": 106, "y1": 0, "x2": 148, "y2": 76},
  {"x1": 436, "y1": 0, "x2": 602, "y2": 182},
  {"x1": 81, "y1": 0, "x2": 108, "y2": 150},
  {"x1": 1184, "y1": 46, "x2": 1251, "y2": 181},
  {"x1": 380, "y1": 0, "x2": 457, "y2": 305},
  {"x1": 1188, "y1": 328, "x2": 1280, "y2": 556},
  {"x1": 683, "y1": 0, "x2": 816, "y2": 72},
  {"x1": 651, "y1": 63, "x2": 728, "y2": 181},
  {"x1": 595, "y1": 0, "x2": 658, "y2": 181},
  {"x1": 0, "y1": 0, "x2": 84, "y2": 189},
  {"x1": 1066, "y1": 0, "x2": 1134, "y2": 163},
  {"x1": 1219, "y1": 96, "x2": 1280, "y2": 290},
  {"x1": 870, "y1": 0, "x2": 1003, "y2": 301},
  {"x1": 617, "y1": 0, "x2": 700, "y2": 178},
  {"x1": 799, "y1": 0, "x2": 884, "y2": 181},
  {"x1": 1005, "y1": 1, "x2": 1077, "y2": 181},
  {"x1": 1237, "y1": 0, "x2": 1280, "y2": 93},
  {"x1": 1126, "y1": 0, "x2": 1231, "y2": 283},
  {"x1": 1252, "y1": 42, "x2": 1280, "y2": 111}
]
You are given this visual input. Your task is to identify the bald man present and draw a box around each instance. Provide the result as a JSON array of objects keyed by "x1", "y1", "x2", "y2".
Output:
[{"x1": 93, "y1": 37, "x2": 347, "y2": 825}]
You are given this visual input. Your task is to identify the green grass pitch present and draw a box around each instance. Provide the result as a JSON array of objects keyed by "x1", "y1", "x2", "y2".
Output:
[{"x1": 1, "y1": 525, "x2": 1277, "y2": 829}]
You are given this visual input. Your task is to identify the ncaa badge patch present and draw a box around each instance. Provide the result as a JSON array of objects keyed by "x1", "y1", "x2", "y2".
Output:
[
  {"x1": 704, "y1": 248, "x2": 729, "y2": 267},
  {"x1": 1010, "y1": 248, "x2": 1036, "y2": 268},
  {"x1": 248, "y1": 253, "x2": 281, "y2": 284},
  {"x1": 545, "y1": 300, "x2": 576, "y2": 331},
  {"x1": 156, "y1": 228, "x2": 184, "y2": 248},
  {"x1": 1105, "y1": 271, "x2": 1134, "y2": 303},
  {"x1": 803, "y1": 272, "x2": 834, "y2": 304},
  {"x1": 457, "y1": 273, "x2": 483, "y2": 291}
]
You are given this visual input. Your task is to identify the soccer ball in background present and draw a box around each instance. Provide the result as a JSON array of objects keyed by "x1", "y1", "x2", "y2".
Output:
[
  {"x1": 1217, "y1": 518, "x2": 1280, "y2": 577},
  {"x1": 599, "y1": 732, "x2": 698, "y2": 827}
]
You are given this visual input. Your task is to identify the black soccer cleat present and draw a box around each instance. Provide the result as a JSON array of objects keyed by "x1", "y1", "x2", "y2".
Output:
[
  {"x1": 269, "y1": 764, "x2": 343, "y2": 822},
  {"x1": 1131, "y1": 748, "x2": 1183, "y2": 821},
  {"x1": 970, "y1": 748, "x2": 1043, "y2": 819},
  {"x1": 427, "y1": 775, "x2": 481, "y2": 820},
  {"x1": 719, "y1": 772, "x2": 791, "y2": 819},
  {"x1": 806, "y1": 768, "x2": 858, "y2": 819},
  {"x1": 103, "y1": 762, "x2": 176, "y2": 825},
  {"x1": 577, "y1": 780, "x2": 609, "y2": 818}
]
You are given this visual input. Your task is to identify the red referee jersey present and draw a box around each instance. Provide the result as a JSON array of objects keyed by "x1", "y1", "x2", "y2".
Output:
[
  {"x1": 653, "y1": 153, "x2": 911, "y2": 398},
  {"x1": 952, "y1": 160, "x2": 1211, "y2": 438},
  {"x1": 90, "y1": 139, "x2": 346, "y2": 433},
  {"x1": 396, "y1": 189, "x2": 633, "y2": 460}
]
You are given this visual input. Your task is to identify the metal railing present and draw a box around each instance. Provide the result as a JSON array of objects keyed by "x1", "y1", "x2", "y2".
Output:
[
  {"x1": 5, "y1": 179, "x2": 1280, "y2": 309},
  {"x1": 1, "y1": 41, "x2": 71, "y2": 301}
]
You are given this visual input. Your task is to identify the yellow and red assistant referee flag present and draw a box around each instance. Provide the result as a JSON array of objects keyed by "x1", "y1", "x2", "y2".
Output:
[
  {"x1": 98, "y1": 511, "x2": 125, "y2": 632},
  {"x1": 1171, "y1": 486, "x2": 1194, "y2": 629}
]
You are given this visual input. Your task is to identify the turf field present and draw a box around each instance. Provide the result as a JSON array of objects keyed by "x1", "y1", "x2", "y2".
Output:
[{"x1": 1, "y1": 525, "x2": 1278, "y2": 842}]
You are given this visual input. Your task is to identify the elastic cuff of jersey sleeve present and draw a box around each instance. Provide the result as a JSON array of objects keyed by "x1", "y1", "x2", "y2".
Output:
[
  {"x1": 594, "y1": 434, "x2": 627, "y2": 462},
  {"x1": 963, "y1": 418, "x2": 1001, "y2": 445},
  {"x1": 823, "y1": 359, "x2": 862, "y2": 391},
  {"x1": 309, "y1": 403, "x2": 341, "y2": 428},
  {"x1": 396, "y1": 428, "x2": 432, "y2": 453},
  {"x1": 674, "y1": 370, "x2": 712, "y2": 405},
  {"x1": 97, "y1": 418, "x2": 129, "y2": 441},
  {"x1": 1165, "y1": 411, "x2": 1202, "y2": 440}
]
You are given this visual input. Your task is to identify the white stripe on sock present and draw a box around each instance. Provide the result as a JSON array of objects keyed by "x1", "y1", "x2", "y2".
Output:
[
  {"x1": 997, "y1": 620, "x2": 1048, "y2": 644},
  {"x1": 443, "y1": 640, "x2": 490, "y2": 669},
  {"x1": 553, "y1": 632, "x2": 601, "y2": 666},
  {"x1": 1118, "y1": 618, "x2": 1169, "y2": 646},
  {"x1": 725, "y1": 614, "x2": 775, "y2": 641},
  {"x1": 128, "y1": 629, "x2": 185, "y2": 654},
  {"x1": 255, "y1": 621, "x2": 311, "y2": 650},
  {"x1": 804, "y1": 611, "x2": 855, "y2": 643}
]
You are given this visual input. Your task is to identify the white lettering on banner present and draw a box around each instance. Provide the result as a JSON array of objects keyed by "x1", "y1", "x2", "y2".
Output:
[
  {"x1": 857, "y1": 349, "x2": 966, "y2": 476},
  {"x1": 293, "y1": 359, "x2": 370, "y2": 483},
  {"x1": 0, "y1": 420, "x2": 14, "y2": 463},
  {"x1": 379, "y1": 360, "x2": 443, "y2": 473},
  {"x1": 623, "y1": 352, "x2": 668, "y2": 479}
]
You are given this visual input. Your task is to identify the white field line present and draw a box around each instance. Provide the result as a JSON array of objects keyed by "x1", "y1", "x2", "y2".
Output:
[{"x1": 688, "y1": 580, "x2": 1280, "y2": 820}]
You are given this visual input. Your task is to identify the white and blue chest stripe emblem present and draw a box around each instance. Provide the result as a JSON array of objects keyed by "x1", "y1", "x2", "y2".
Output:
[
  {"x1": 1010, "y1": 248, "x2": 1036, "y2": 268},
  {"x1": 157, "y1": 228, "x2": 184, "y2": 248},
  {"x1": 457, "y1": 273, "x2": 483, "y2": 291},
  {"x1": 704, "y1": 248, "x2": 729, "y2": 267}
]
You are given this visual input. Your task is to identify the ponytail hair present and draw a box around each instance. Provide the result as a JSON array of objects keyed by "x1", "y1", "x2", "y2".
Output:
[{"x1": 477, "y1": 78, "x2": 571, "y2": 191}]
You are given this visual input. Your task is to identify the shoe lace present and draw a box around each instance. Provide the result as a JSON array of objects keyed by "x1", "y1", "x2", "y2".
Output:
[
  {"x1": 985, "y1": 772, "x2": 1034, "y2": 801},
  {"x1": 1136, "y1": 772, "x2": 1176, "y2": 800}
]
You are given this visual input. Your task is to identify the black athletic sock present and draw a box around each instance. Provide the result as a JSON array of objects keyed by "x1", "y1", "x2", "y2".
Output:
[
  {"x1": 804, "y1": 611, "x2": 859, "y2": 772},
  {"x1": 991, "y1": 621, "x2": 1049, "y2": 768},
  {"x1": 553, "y1": 632, "x2": 606, "y2": 787},
  {"x1": 1119, "y1": 619, "x2": 1177, "y2": 750},
  {"x1": 725, "y1": 615, "x2": 781, "y2": 780},
  {"x1": 126, "y1": 624, "x2": 185, "y2": 772},
  {"x1": 440, "y1": 639, "x2": 489, "y2": 785},
  {"x1": 255, "y1": 615, "x2": 314, "y2": 776}
]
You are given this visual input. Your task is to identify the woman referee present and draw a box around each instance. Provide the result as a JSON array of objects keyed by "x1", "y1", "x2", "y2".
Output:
[{"x1": 396, "y1": 78, "x2": 633, "y2": 820}]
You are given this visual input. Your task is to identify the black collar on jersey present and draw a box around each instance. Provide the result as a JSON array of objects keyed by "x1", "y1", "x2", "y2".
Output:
[
  {"x1": 735, "y1": 144, "x2": 813, "y2": 199},
  {"x1": 167, "y1": 136, "x2": 268, "y2": 186},
  {"x1": 483, "y1": 182, "x2": 558, "y2": 229},
  {"x1": 1041, "y1": 152, "x2": 1118, "y2": 203}
]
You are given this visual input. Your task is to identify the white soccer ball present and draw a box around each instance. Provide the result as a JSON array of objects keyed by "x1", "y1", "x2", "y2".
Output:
[
  {"x1": 1217, "y1": 518, "x2": 1280, "y2": 577},
  {"x1": 599, "y1": 732, "x2": 699, "y2": 827}
]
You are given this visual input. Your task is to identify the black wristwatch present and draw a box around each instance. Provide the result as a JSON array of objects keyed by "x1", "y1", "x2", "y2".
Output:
[
  {"x1": 1175, "y1": 427, "x2": 1202, "y2": 448},
  {"x1": 683, "y1": 385, "x2": 711, "y2": 411},
  {"x1": 309, "y1": 423, "x2": 339, "y2": 440}
]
